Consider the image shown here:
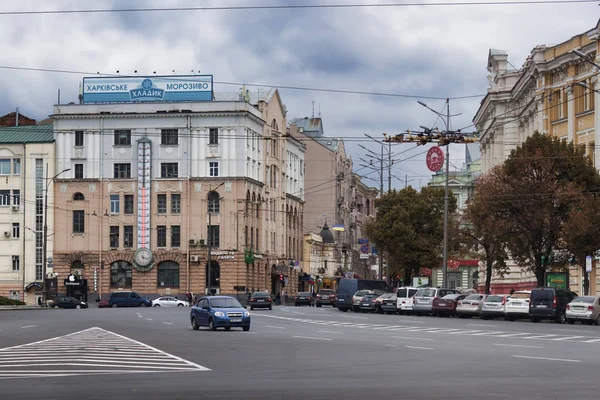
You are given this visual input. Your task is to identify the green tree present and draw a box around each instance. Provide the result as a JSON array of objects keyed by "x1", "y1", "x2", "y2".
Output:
[
  {"x1": 477, "y1": 132, "x2": 600, "y2": 286},
  {"x1": 365, "y1": 186, "x2": 456, "y2": 283}
]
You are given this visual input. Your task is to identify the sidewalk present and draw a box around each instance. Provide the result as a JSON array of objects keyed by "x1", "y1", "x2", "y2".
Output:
[{"x1": 0, "y1": 305, "x2": 51, "y2": 312}]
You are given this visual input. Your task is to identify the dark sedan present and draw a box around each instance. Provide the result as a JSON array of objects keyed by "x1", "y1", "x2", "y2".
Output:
[
  {"x1": 432, "y1": 294, "x2": 466, "y2": 317},
  {"x1": 250, "y1": 291, "x2": 272, "y2": 310},
  {"x1": 359, "y1": 294, "x2": 380, "y2": 313},
  {"x1": 315, "y1": 289, "x2": 336, "y2": 307},
  {"x1": 295, "y1": 292, "x2": 313, "y2": 306},
  {"x1": 50, "y1": 296, "x2": 88, "y2": 309}
]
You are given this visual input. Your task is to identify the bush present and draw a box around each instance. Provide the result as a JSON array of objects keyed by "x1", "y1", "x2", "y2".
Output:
[{"x1": 0, "y1": 296, "x2": 26, "y2": 306}]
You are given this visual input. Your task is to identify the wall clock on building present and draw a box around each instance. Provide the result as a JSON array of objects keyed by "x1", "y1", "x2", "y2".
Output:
[{"x1": 134, "y1": 247, "x2": 154, "y2": 271}]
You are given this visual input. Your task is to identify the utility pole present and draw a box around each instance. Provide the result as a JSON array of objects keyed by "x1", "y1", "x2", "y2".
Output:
[{"x1": 385, "y1": 100, "x2": 478, "y2": 288}]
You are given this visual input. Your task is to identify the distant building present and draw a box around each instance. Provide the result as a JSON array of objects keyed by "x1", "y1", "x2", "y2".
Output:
[{"x1": 0, "y1": 111, "x2": 36, "y2": 127}]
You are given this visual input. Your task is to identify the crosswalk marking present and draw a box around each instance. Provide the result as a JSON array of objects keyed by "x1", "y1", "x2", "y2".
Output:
[
  {"x1": 254, "y1": 314, "x2": 600, "y2": 344},
  {"x1": 0, "y1": 327, "x2": 210, "y2": 380}
]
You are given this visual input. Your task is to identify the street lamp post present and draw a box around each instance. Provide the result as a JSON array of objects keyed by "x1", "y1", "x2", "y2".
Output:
[{"x1": 42, "y1": 166, "x2": 71, "y2": 305}]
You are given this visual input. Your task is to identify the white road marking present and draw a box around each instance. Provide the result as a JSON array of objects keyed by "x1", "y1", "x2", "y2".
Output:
[
  {"x1": 343, "y1": 315, "x2": 368, "y2": 320},
  {"x1": 162, "y1": 322, "x2": 173, "y2": 325},
  {"x1": 138, "y1": 315, "x2": 143, "y2": 318},
  {"x1": 145, "y1": 318, "x2": 154, "y2": 321},
  {"x1": 468, "y1": 324, "x2": 498, "y2": 328},
  {"x1": 493, "y1": 343, "x2": 543, "y2": 349},
  {"x1": 317, "y1": 330, "x2": 343, "y2": 334},
  {"x1": 265, "y1": 325, "x2": 286, "y2": 330},
  {"x1": 293, "y1": 336, "x2": 332, "y2": 341},
  {"x1": 20, "y1": 325, "x2": 36, "y2": 329},
  {"x1": 512, "y1": 355, "x2": 580, "y2": 363},
  {"x1": 495, "y1": 333, "x2": 530, "y2": 338},
  {"x1": 551, "y1": 336, "x2": 584, "y2": 341},
  {"x1": 390, "y1": 336, "x2": 433, "y2": 341},
  {"x1": 552, "y1": 328, "x2": 596, "y2": 334},
  {"x1": 471, "y1": 331, "x2": 505, "y2": 336},
  {"x1": 583, "y1": 338, "x2": 600, "y2": 343},
  {"x1": 406, "y1": 346, "x2": 434, "y2": 350},
  {"x1": 448, "y1": 330, "x2": 482, "y2": 335},
  {"x1": 524, "y1": 334, "x2": 558, "y2": 340}
]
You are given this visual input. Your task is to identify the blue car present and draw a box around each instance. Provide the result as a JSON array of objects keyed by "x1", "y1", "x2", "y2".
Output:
[{"x1": 190, "y1": 296, "x2": 251, "y2": 331}]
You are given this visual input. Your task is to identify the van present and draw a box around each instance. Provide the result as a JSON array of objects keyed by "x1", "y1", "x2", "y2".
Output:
[
  {"x1": 336, "y1": 278, "x2": 391, "y2": 312},
  {"x1": 396, "y1": 287, "x2": 419, "y2": 314},
  {"x1": 529, "y1": 287, "x2": 577, "y2": 323},
  {"x1": 109, "y1": 291, "x2": 152, "y2": 308}
]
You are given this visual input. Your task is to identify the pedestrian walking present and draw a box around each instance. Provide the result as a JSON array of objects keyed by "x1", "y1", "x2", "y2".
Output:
[{"x1": 275, "y1": 292, "x2": 281, "y2": 306}]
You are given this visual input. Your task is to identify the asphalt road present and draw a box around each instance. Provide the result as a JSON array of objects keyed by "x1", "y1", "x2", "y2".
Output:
[{"x1": 1, "y1": 305, "x2": 600, "y2": 399}]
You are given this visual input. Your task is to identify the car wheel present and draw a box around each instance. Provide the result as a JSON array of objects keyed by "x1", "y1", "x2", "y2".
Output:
[
  {"x1": 269, "y1": 306, "x2": 272, "y2": 310},
  {"x1": 557, "y1": 312, "x2": 567, "y2": 324},
  {"x1": 178, "y1": 303, "x2": 183, "y2": 307},
  {"x1": 76, "y1": 304, "x2": 81, "y2": 309},
  {"x1": 208, "y1": 318, "x2": 216, "y2": 331},
  {"x1": 225, "y1": 327, "x2": 231, "y2": 331},
  {"x1": 243, "y1": 326, "x2": 250, "y2": 332},
  {"x1": 111, "y1": 303, "x2": 118, "y2": 308},
  {"x1": 54, "y1": 305, "x2": 60, "y2": 309},
  {"x1": 154, "y1": 304, "x2": 161, "y2": 307},
  {"x1": 140, "y1": 303, "x2": 147, "y2": 307},
  {"x1": 191, "y1": 317, "x2": 199, "y2": 330},
  {"x1": 250, "y1": 306, "x2": 254, "y2": 310}
]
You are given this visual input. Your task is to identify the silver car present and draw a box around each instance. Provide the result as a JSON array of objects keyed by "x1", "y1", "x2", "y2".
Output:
[
  {"x1": 352, "y1": 290, "x2": 374, "y2": 312},
  {"x1": 480, "y1": 294, "x2": 510, "y2": 320},
  {"x1": 566, "y1": 296, "x2": 600, "y2": 325},
  {"x1": 456, "y1": 294, "x2": 488, "y2": 318},
  {"x1": 413, "y1": 288, "x2": 461, "y2": 316}
]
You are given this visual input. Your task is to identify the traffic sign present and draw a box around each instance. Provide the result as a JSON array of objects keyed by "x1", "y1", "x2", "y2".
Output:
[{"x1": 426, "y1": 146, "x2": 444, "y2": 172}]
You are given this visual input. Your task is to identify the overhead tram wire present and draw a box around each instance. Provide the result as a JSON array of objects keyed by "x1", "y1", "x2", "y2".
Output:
[{"x1": 0, "y1": 0, "x2": 596, "y2": 15}]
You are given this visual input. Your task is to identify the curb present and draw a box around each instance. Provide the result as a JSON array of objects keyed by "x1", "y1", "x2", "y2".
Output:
[{"x1": 0, "y1": 306, "x2": 51, "y2": 311}]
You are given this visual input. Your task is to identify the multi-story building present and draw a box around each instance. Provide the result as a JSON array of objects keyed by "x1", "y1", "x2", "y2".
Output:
[
  {"x1": 472, "y1": 19, "x2": 600, "y2": 293},
  {"x1": 289, "y1": 118, "x2": 377, "y2": 278},
  {"x1": 51, "y1": 76, "x2": 302, "y2": 301},
  {"x1": 0, "y1": 123, "x2": 55, "y2": 304}
]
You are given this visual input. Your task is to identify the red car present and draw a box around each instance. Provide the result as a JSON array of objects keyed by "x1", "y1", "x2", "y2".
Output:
[
  {"x1": 98, "y1": 298, "x2": 110, "y2": 308},
  {"x1": 432, "y1": 294, "x2": 466, "y2": 317}
]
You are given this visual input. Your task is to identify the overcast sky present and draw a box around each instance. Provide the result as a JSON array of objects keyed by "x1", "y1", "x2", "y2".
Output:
[{"x1": 0, "y1": 0, "x2": 598, "y2": 190}]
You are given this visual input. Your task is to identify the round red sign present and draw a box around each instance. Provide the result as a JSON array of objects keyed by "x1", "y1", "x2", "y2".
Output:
[{"x1": 426, "y1": 146, "x2": 444, "y2": 172}]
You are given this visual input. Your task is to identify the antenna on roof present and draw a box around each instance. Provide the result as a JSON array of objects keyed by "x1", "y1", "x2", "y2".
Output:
[{"x1": 312, "y1": 101, "x2": 315, "y2": 118}]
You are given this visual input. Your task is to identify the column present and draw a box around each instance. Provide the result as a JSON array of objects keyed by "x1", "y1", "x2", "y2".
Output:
[{"x1": 566, "y1": 84, "x2": 574, "y2": 142}]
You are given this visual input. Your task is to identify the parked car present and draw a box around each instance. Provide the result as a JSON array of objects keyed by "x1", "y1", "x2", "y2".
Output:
[
  {"x1": 249, "y1": 291, "x2": 272, "y2": 310},
  {"x1": 413, "y1": 287, "x2": 461, "y2": 316},
  {"x1": 504, "y1": 290, "x2": 531, "y2": 321},
  {"x1": 359, "y1": 294, "x2": 381, "y2": 313},
  {"x1": 152, "y1": 296, "x2": 190, "y2": 307},
  {"x1": 352, "y1": 290, "x2": 376, "y2": 312},
  {"x1": 294, "y1": 292, "x2": 314, "y2": 307},
  {"x1": 190, "y1": 296, "x2": 250, "y2": 331},
  {"x1": 566, "y1": 296, "x2": 600, "y2": 325},
  {"x1": 480, "y1": 294, "x2": 510, "y2": 320},
  {"x1": 377, "y1": 293, "x2": 397, "y2": 314},
  {"x1": 456, "y1": 294, "x2": 488, "y2": 318},
  {"x1": 529, "y1": 287, "x2": 577, "y2": 323},
  {"x1": 336, "y1": 278, "x2": 391, "y2": 312},
  {"x1": 432, "y1": 294, "x2": 465, "y2": 317},
  {"x1": 396, "y1": 287, "x2": 419, "y2": 314},
  {"x1": 315, "y1": 289, "x2": 336, "y2": 307},
  {"x1": 109, "y1": 291, "x2": 152, "y2": 308},
  {"x1": 98, "y1": 298, "x2": 110, "y2": 308},
  {"x1": 50, "y1": 296, "x2": 88, "y2": 309}
]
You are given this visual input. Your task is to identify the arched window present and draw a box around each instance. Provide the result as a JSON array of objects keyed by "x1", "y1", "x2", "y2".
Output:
[
  {"x1": 256, "y1": 194, "x2": 261, "y2": 218},
  {"x1": 206, "y1": 260, "x2": 220, "y2": 288},
  {"x1": 70, "y1": 260, "x2": 84, "y2": 270},
  {"x1": 157, "y1": 261, "x2": 180, "y2": 287},
  {"x1": 208, "y1": 191, "x2": 220, "y2": 213},
  {"x1": 110, "y1": 261, "x2": 132, "y2": 288},
  {"x1": 73, "y1": 192, "x2": 85, "y2": 201}
]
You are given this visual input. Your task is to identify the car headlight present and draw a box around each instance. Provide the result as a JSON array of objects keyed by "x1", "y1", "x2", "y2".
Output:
[
  {"x1": 214, "y1": 311, "x2": 225, "y2": 317},
  {"x1": 244, "y1": 311, "x2": 250, "y2": 317}
]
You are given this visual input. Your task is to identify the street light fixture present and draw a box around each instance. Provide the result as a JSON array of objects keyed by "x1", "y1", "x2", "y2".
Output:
[
  {"x1": 573, "y1": 49, "x2": 600, "y2": 70},
  {"x1": 42, "y1": 166, "x2": 71, "y2": 305}
]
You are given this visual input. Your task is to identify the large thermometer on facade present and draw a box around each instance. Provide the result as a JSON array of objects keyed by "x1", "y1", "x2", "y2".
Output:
[{"x1": 134, "y1": 138, "x2": 154, "y2": 271}]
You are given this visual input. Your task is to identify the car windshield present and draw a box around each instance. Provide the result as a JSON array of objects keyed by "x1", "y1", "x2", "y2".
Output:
[
  {"x1": 465, "y1": 294, "x2": 484, "y2": 301},
  {"x1": 298, "y1": 292, "x2": 311, "y2": 296},
  {"x1": 319, "y1": 290, "x2": 334, "y2": 294},
  {"x1": 418, "y1": 288, "x2": 436, "y2": 297},
  {"x1": 510, "y1": 292, "x2": 530, "y2": 299},
  {"x1": 441, "y1": 294, "x2": 461, "y2": 300},
  {"x1": 532, "y1": 291, "x2": 554, "y2": 301},
  {"x1": 355, "y1": 290, "x2": 371, "y2": 297},
  {"x1": 573, "y1": 296, "x2": 595, "y2": 304},
  {"x1": 211, "y1": 298, "x2": 243, "y2": 308},
  {"x1": 252, "y1": 292, "x2": 269, "y2": 298},
  {"x1": 487, "y1": 296, "x2": 504, "y2": 302}
]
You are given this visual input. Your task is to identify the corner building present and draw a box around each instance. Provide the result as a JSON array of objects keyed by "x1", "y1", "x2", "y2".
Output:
[{"x1": 52, "y1": 79, "x2": 302, "y2": 301}]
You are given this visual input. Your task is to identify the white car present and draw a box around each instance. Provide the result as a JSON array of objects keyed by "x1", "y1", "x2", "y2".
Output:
[
  {"x1": 504, "y1": 291, "x2": 531, "y2": 321},
  {"x1": 396, "y1": 287, "x2": 419, "y2": 314},
  {"x1": 151, "y1": 296, "x2": 190, "y2": 307}
]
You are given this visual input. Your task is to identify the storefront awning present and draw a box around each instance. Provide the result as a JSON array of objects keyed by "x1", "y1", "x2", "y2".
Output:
[{"x1": 25, "y1": 282, "x2": 42, "y2": 291}]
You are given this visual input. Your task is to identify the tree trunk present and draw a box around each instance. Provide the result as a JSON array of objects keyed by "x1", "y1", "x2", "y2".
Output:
[
  {"x1": 582, "y1": 265, "x2": 590, "y2": 296},
  {"x1": 534, "y1": 263, "x2": 545, "y2": 287},
  {"x1": 485, "y1": 258, "x2": 493, "y2": 295}
]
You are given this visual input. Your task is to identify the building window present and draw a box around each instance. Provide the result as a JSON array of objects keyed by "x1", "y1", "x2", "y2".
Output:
[
  {"x1": 75, "y1": 130, "x2": 84, "y2": 146},
  {"x1": 124, "y1": 195, "x2": 134, "y2": 214},
  {"x1": 73, "y1": 192, "x2": 85, "y2": 201},
  {"x1": 12, "y1": 223, "x2": 19, "y2": 239},
  {"x1": 157, "y1": 261, "x2": 180, "y2": 287},
  {"x1": 161, "y1": 163, "x2": 178, "y2": 178},
  {"x1": 206, "y1": 260, "x2": 220, "y2": 288},
  {"x1": 12, "y1": 189, "x2": 20, "y2": 206},
  {"x1": 208, "y1": 225, "x2": 220, "y2": 248},
  {"x1": 13, "y1": 159, "x2": 20, "y2": 175},
  {"x1": 110, "y1": 194, "x2": 120, "y2": 214},
  {"x1": 75, "y1": 164, "x2": 84, "y2": 179},
  {"x1": 114, "y1": 130, "x2": 131, "y2": 146},
  {"x1": 12, "y1": 255, "x2": 19, "y2": 271},
  {"x1": 124, "y1": 226, "x2": 134, "y2": 248},
  {"x1": 161, "y1": 129, "x2": 178, "y2": 145},
  {"x1": 209, "y1": 128, "x2": 219, "y2": 145},
  {"x1": 73, "y1": 210, "x2": 85, "y2": 233},
  {"x1": 171, "y1": 193, "x2": 181, "y2": 213},
  {"x1": 114, "y1": 163, "x2": 131, "y2": 179},
  {"x1": 110, "y1": 261, "x2": 132, "y2": 288},
  {"x1": 0, "y1": 190, "x2": 10, "y2": 206},
  {"x1": 208, "y1": 191, "x2": 220, "y2": 213},
  {"x1": 209, "y1": 162, "x2": 219, "y2": 177},
  {"x1": 35, "y1": 159, "x2": 43, "y2": 280},
  {"x1": 157, "y1": 194, "x2": 167, "y2": 214},
  {"x1": 9, "y1": 291, "x2": 19, "y2": 301},
  {"x1": 0, "y1": 159, "x2": 10, "y2": 175},
  {"x1": 171, "y1": 225, "x2": 180, "y2": 248},
  {"x1": 157, "y1": 226, "x2": 167, "y2": 247},
  {"x1": 110, "y1": 226, "x2": 119, "y2": 248}
]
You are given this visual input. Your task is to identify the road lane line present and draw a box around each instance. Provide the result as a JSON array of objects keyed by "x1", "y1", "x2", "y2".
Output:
[
  {"x1": 20, "y1": 325, "x2": 36, "y2": 329},
  {"x1": 265, "y1": 325, "x2": 286, "y2": 329},
  {"x1": 145, "y1": 318, "x2": 154, "y2": 321},
  {"x1": 495, "y1": 333, "x2": 529, "y2": 337},
  {"x1": 551, "y1": 336, "x2": 584, "y2": 341},
  {"x1": 471, "y1": 331, "x2": 505, "y2": 336},
  {"x1": 584, "y1": 338, "x2": 600, "y2": 343},
  {"x1": 512, "y1": 355, "x2": 580, "y2": 363},
  {"x1": 162, "y1": 322, "x2": 173, "y2": 325},
  {"x1": 552, "y1": 328, "x2": 595, "y2": 334},
  {"x1": 317, "y1": 330, "x2": 343, "y2": 334},
  {"x1": 523, "y1": 334, "x2": 558, "y2": 339},
  {"x1": 293, "y1": 336, "x2": 332, "y2": 341},
  {"x1": 468, "y1": 324, "x2": 498, "y2": 328},
  {"x1": 406, "y1": 346, "x2": 434, "y2": 350},
  {"x1": 448, "y1": 330, "x2": 481, "y2": 335},
  {"x1": 493, "y1": 343, "x2": 543, "y2": 349},
  {"x1": 390, "y1": 336, "x2": 433, "y2": 341}
]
